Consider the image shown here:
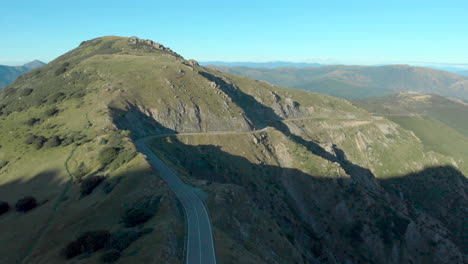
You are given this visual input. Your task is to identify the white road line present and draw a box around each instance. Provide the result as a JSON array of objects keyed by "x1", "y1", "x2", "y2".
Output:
[{"x1": 200, "y1": 199, "x2": 216, "y2": 263}]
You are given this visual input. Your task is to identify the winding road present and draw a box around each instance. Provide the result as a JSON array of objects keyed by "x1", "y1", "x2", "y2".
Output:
[
  {"x1": 135, "y1": 139, "x2": 217, "y2": 264},
  {"x1": 134, "y1": 116, "x2": 376, "y2": 264}
]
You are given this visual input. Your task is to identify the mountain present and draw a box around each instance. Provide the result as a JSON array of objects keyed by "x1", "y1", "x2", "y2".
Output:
[
  {"x1": 208, "y1": 64, "x2": 468, "y2": 100},
  {"x1": 200, "y1": 61, "x2": 323, "y2": 68},
  {"x1": 0, "y1": 36, "x2": 466, "y2": 264},
  {"x1": 0, "y1": 60, "x2": 46, "y2": 89}
]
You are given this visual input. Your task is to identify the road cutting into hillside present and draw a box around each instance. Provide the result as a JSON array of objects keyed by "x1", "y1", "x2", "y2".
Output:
[
  {"x1": 135, "y1": 139, "x2": 217, "y2": 264},
  {"x1": 133, "y1": 116, "x2": 376, "y2": 264}
]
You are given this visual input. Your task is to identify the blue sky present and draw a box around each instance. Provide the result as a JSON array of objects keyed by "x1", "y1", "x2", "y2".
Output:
[{"x1": 1, "y1": 0, "x2": 467, "y2": 66}]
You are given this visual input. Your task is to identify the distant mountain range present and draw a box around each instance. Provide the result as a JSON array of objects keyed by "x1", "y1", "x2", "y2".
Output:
[
  {"x1": 208, "y1": 64, "x2": 468, "y2": 100},
  {"x1": 200, "y1": 61, "x2": 323, "y2": 68},
  {"x1": 0, "y1": 60, "x2": 46, "y2": 89}
]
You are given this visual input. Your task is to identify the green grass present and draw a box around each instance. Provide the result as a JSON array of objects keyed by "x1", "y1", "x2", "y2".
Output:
[{"x1": 387, "y1": 115, "x2": 468, "y2": 173}]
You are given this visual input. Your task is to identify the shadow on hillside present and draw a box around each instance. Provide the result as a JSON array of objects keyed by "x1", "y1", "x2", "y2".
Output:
[
  {"x1": 0, "y1": 165, "x2": 178, "y2": 263},
  {"x1": 147, "y1": 134, "x2": 468, "y2": 256},
  {"x1": 199, "y1": 70, "x2": 377, "y2": 185},
  {"x1": 110, "y1": 101, "x2": 467, "y2": 262}
]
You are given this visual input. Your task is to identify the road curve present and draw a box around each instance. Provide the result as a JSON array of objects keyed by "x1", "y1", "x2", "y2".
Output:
[{"x1": 135, "y1": 139, "x2": 217, "y2": 264}]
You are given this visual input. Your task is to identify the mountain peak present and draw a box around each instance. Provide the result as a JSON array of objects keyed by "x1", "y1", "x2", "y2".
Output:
[{"x1": 23, "y1": 60, "x2": 46, "y2": 69}]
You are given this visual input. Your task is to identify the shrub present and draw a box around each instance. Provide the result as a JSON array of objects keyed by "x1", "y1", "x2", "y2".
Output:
[
  {"x1": 107, "y1": 230, "x2": 142, "y2": 251},
  {"x1": 74, "y1": 162, "x2": 89, "y2": 181},
  {"x1": 122, "y1": 208, "x2": 154, "y2": 227},
  {"x1": 0, "y1": 160, "x2": 8, "y2": 169},
  {"x1": 24, "y1": 117, "x2": 41, "y2": 126},
  {"x1": 47, "y1": 92, "x2": 66, "y2": 103},
  {"x1": 32, "y1": 136, "x2": 47, "y2": 149},
  {"x1": 107, "y1": 149, "x2": 136, "y2": 171},
  {"x1": 98, "y1": 147, "x2": 120, "y2": 167},
  {"x1": 100, "y1": 250, "x2": 121, "y2": 263},
  {"x1": 80, "y1": 175, "x2": 105, "y2": 196},
  {"x1": 61, "y1": 230, "x2": 111, "y2": 259},
  {"x1": 24, "y1": 134, "x2": 47, "y2": 149},
  {"x1": 44, "y1": 107, "x2": 59, "y2": 117},
  {"x1": 24, "y1": 134, "x2": 37, "y2": 144},
  {"x1": 0, "y1": 201, "x2": 10, "y2": 215},
  {"x1": 20, "y1": 88, "x2": 33, "y2": 97},
  {"x1": 121, "y1": 196, "x2": 160, "y2": 227},
  {"x1": 55, "y1": 62, "x2": 70, "y2": 76},
  {"x1": 15, "y1": 196, "x2": 37, "y2": 212},
  {"x1": 43, "y1": 136, "x2": 62, "y2": 148}
]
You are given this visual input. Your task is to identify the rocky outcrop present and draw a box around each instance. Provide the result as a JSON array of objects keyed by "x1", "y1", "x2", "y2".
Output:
[{"x1": 128, "y1": 36, "x2": 182, "y2": 58}]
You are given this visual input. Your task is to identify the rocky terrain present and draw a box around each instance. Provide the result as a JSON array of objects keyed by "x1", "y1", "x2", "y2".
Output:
[{"x1": 0, "y1": 36, "x2": 466, "y2": 264}]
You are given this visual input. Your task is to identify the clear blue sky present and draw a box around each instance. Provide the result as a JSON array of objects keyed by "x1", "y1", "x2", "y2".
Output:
[{"x1": 1, "y1": 0, "x2": 467, "y2": 65}]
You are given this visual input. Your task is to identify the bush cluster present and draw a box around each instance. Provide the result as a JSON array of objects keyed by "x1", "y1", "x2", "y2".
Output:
[
  {"x1": 24, "y1": 134, "x2": 46, "y2": 149},
  {"x1": 15, "y1": 196, "x2": 37, "y2": 212},
  {"x1": 43, "y1": 136, "x2": 62, "y2": 148},
  {"x1": 61, "y1": 131, "x2": 85, "y2": 146},
  {"x1": 108, "y1": 230, "x2": 142, "y2": 251},
  {"x1": 61, "y1": 230, "x2": 111, "y2": 259},
  {"x1": 55, "y1": 62, "x2": 70, "y2": 76},
  {"x1": 0, "y1": 160, "x2": 9, "y2": 169},
  {"x1": 24, "y1": 117, "x2": 41, "y2": 126},
  {"x1": 0, "y1": 201, "x2": 10, "y2": 215},
  {"x1": 121, "y1": 196, "x2": 160, "y2": 227},
  {"x1": 98, "y1": 147, "x2": 120, "y2": 167},
  {"x1": 43, "y1": 107, "x2": 59, "y2": 117},
  {"x1": 25, "y1": 134, "x2": 62, "y2": 150},
  {"x1": 47, "y1": 92, "x2": 66, "y2": 103},
  {"x1": 20, "y1": 88, "x2": 33, "y2": 97},
  {"x1": 80, "y1": 175, "x2": 105, "y2": 196},
  {"x1": 61, "y1": 228, "x2": 150, "y2": 262}
]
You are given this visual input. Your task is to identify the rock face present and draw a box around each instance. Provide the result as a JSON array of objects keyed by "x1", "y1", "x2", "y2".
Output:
[{"x1": 128, "y1": 36, "x2": 180, "y2": 57}]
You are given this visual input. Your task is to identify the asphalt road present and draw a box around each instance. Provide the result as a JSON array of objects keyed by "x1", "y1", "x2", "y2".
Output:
[{"x1": 135, "y1": 140, "x2": 217, "y2": 264}]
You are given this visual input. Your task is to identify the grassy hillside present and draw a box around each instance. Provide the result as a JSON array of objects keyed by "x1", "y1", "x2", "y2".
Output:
[
  {"x1": 354, "y1": 93, "x2": 468, "y2": 176},
  {"x1": 0, "y1": 36, "x2": 466, "y2": 264},
  {"x1": 208, "y1": 64, "x2": 468, "y2": 100},
  {"x1": 0, "y1": 37, "x2": 184, "y2": 264}
]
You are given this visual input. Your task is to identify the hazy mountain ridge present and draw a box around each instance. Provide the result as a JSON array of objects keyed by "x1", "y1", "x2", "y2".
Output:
[
  {"x1": 208, "y1": 64, "x2": 468, "y2": 100},
  {"x1": 0, "y1": 37, "x2": 466, "y2": 263},
  {"x1": 201, "y1": 61, "x2": 323, "y2": 68},
  {"x1": 0, "y1": 60, "x2": 46, "y2": 89}
]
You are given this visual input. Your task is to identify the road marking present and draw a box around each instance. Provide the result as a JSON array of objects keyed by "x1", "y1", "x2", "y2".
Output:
[{"x1": 200, "y1": 198, "x2": 217, "y2": 263}]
